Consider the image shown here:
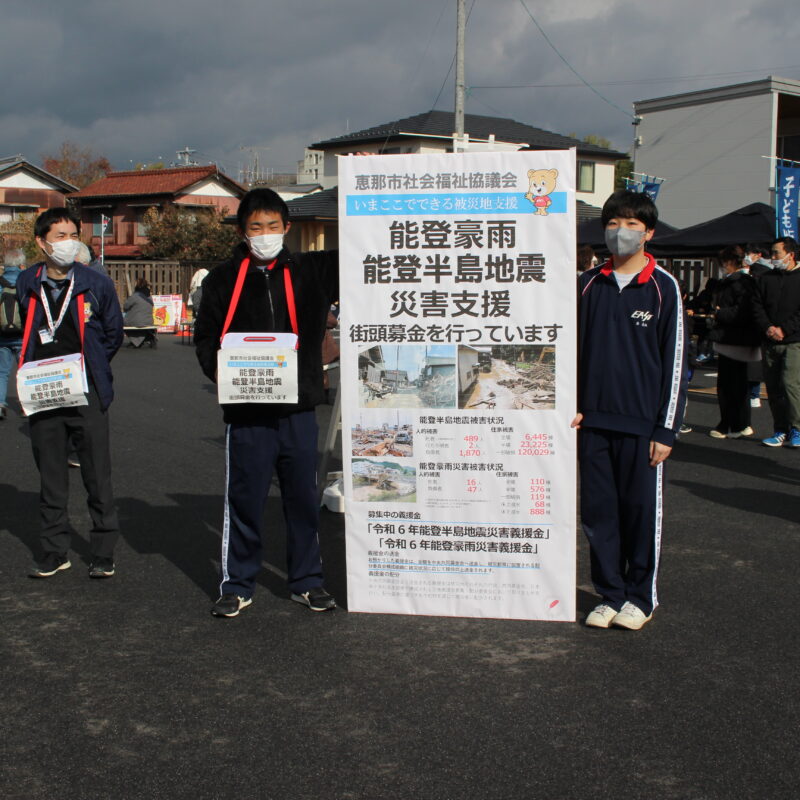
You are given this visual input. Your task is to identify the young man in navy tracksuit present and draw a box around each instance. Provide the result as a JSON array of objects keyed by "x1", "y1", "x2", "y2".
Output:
[
  {"x1": 195, "y1": 188, "x2": 338, "y2": 618},
  {"x1": 573, "y1": 191, "x2": 687, "y2": 630}
]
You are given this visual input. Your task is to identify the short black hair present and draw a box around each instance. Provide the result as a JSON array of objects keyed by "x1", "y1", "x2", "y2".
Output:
[
  {"x1": 718, "y1": 245, "x2": 744, "y2": 266},
  {"x1": 774, "y1": 236, "x2": 798, "y2": 258},
  {"x1": 34, "y1": 207, "x2": 81, "y2": 239},
  {"x1": 236, "y1": 188, "x2": 289, "y2": 229},
  {"x1": 601, "y1": 190, "x2": 658, "y2": 230},
  {"x1": 744, "y1": 242, "x2": 768, "y2": 257}
]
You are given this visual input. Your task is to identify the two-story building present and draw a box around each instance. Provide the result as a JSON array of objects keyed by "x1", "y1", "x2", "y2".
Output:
[
  {"x1": 285, "y1": 110, "x2": 624, "y2": 249},
  {"x1": 0, "y1": 155, "x2": 77, "y2": 224},
  {"x1": 68, "y1": 165, "x2": 245, "y2": 257},
  {"x1": 633, "y1": 75, "x2": 800, "y2": 228}
]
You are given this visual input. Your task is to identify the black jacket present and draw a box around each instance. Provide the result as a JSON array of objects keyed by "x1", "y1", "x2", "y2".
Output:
[
  {"x1": 194, "y1": 243, "x2": 338, "y2": 423},
  {"x1": 751, "y1": 267, "x2": 800, "y2": 344},
  {"x1": 708, "y1": 270, "x2": 760, "y2": 346}
]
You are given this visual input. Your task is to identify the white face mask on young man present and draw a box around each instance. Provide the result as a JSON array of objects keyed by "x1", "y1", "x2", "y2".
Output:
[
  {"x1": 46, "y1": 239, "x2": 82, "y2": 268},
  {"x1": 246, "y1": 233, "x2": 284, "y2": 261}
]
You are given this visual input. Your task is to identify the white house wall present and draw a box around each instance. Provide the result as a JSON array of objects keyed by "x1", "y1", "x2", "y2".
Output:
[
  {"x1": 0, "y1": 171, "x2": 60, "y2": 190},
  {"x1": 186, "y1": 179, "x2": 236, "y2": 198},
  {"x1": 634, "y1": 92, "x2": 775, "y2": 228}
]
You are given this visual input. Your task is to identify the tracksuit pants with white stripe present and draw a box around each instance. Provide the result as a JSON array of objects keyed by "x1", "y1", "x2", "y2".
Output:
[
  {"x1": 220, "y1": 411, "x2": 324, "y2": 600},
  {"x1": 579, "y1": 427, "x2": 662, "y2": 616}
]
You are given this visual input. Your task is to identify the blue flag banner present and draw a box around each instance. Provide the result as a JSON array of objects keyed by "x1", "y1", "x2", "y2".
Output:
[
  {"x1": 777, "y1": 165, "x2": 800, "y2": 238},
  {"x1": 641, "y1": 182, "x2": 661, "y2": 201}
]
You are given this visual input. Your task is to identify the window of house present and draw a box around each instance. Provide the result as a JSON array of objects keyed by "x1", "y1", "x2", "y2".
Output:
[
  {"x1": 137, "y1": 209, "x2": 151, "y2": 237},
  {"x1": 778, "y1": 134, "x2": 800, "y2": 163},
  {"x1": 92, "y1": 212, "x2": 113, "y2": 237},
  {"x1": 577, "y1": 161, "x2": 595, "y2": 193}
]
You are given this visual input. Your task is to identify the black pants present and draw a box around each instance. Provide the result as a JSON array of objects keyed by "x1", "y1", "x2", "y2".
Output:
[
  {"x1": 28, "y1": 389, "x2": 119, "y2": 559},
  {"x1": 715, "y1": 354, "x2": 750, "y2": 433},
  {"x1": 579, "y1": 428, "x2": 662, "y2": 616}
]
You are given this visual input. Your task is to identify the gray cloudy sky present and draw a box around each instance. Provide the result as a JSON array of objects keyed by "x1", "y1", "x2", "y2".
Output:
[{"x1": 2, "y1": 0, "x2": 798, "y2": 178}]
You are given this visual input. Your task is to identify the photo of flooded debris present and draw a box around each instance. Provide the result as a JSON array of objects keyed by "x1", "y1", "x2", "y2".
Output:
[
  {"x1": 457, "y1": 345, "x2": 556, "y2": 410},
  {"x1": 351, "y1": 412, "x2": 414, "y2": 458},
  {"x1": 351, "y1": 459, "x2": 417, "y2": 503},
  {"x1": 358, "y1": 345, "x2": 456, "y2": 408}
]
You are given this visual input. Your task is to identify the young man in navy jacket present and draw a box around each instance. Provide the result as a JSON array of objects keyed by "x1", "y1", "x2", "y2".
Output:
[
  {"x1": 195, "y1": 188, "x2": 338, "y2": 618},
  {"x1": 17, "y1": 208, "x2": 124, "y2": 579},
  {"x1": 572, "y1": 191, "x2": 687, "y2": 630}
]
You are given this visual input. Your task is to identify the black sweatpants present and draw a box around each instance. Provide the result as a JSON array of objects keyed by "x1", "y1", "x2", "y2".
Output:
[
  {"x1": 579, "y1": 427, "x2": 662, "y2": 616},
  {"x1": 28, "y1": 388, "x2": 120, "y2": 559},
  {"x1": 219, "y1": 411, "x2": 324, "y2": 599},
  {"x1": 715, "y1": 353, "x2": 750, "y2": 433}
]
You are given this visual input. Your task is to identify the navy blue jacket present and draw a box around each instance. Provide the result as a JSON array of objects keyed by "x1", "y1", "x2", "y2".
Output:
[
  {"x1": 17, "y1": 262, "x2": 124, "y2": 410},
  {"x1": 578, "y1": 255, "x2": 688, "y2": 446}
]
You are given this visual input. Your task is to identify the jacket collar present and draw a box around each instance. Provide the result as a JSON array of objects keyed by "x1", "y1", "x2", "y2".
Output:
[
  {"x1": 599, "y1": 252, "x2": 657, "y2": 284},
  {"x1": 28, "y1": 261, "x2": 95, "y2": 295}
]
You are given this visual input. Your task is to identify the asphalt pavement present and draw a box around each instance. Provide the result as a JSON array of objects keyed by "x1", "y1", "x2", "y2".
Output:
[{"x1": 1, "y1": 336, "x2": 798, "y2": 799}]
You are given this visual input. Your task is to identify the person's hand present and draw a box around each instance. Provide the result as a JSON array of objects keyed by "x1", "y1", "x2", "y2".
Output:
[
  {"x1": 649, "y1": 441, "x2": 672, "y2": 466},
  {"x1": 766, "y1": 325, "x2": 784, "y2": 341},
  {"x1": 570, "y1": 413, "x2": 583, "y2": 429}
]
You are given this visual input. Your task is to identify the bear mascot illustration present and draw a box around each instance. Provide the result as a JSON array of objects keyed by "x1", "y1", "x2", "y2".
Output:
[{"x1": 525, "y1": 168, "x2": 558, "y2": 216}]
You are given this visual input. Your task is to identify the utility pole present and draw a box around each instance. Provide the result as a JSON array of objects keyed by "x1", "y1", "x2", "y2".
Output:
[{"x1": 454, "y1": 0, "x2": 466, "y2": 144}]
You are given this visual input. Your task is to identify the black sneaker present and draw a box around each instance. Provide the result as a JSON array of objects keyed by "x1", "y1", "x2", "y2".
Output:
[
  {"x1": 88, "y1": 559, "x2": 115, "y2": 579},
  {"x1": 29, "y1": 553, "x2": 71, "y2": 578},
  {"x1": 211, "y1": 594, "x2": 252, "y2": 618},
  {"x1": 290, "y1": 586, "x2": 337, "y2": 612}
]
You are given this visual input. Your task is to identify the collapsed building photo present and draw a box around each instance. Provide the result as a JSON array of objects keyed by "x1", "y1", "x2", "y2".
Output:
[
  {"x1": 351, "y1": 459, "x2": 417, "y2": 503},
  {"x1": 358, "y1": 345, "x2": 456, "y2": 409},
  {"x1": 351, "y1": 412, "x2": 414, "y2": 458},
  {"x1": 457, "y1": 345, "x2": 556, "y2": 410}
]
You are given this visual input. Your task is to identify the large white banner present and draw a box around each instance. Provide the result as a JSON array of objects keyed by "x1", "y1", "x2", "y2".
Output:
[{"x1": 339, "y1": 150, "x2": 576, "y2": 621}]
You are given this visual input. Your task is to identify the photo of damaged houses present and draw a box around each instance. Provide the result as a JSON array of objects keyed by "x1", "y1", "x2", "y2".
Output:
[
  {"x1": 351, "y1": 412, "x2": 414, "y2": 458},
  {"x1": 351, "y1": 459, "x2": 417, "y2": 503},
  {"x1": 457, "y1": 345, "x2": 556, "y2": 410},
  {"x1": 358, "y1": 345, "x2": 456, "y2": 408}
]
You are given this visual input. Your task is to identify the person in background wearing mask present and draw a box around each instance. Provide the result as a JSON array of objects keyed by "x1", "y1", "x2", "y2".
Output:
[
  {"x1": 16, "y1": 209, "x2": 124, "y2": 579},
  {"x1": 743, "y1": 243, "x2": 772, "y2": 278},
  {"x1": 751, "y1": 236, "x2": 800, "y2": 447},
  {"x1": 0, "y1": 247, "x2": 26, "y2": 420},
  {"x1": 706, "y1": 246, "x2": 760, "y2": 439},
  {"x1": 194, "y1": 188, "x2": 339, "y2": 618},
  {"x1": 573, "y1": 190, "x2": 687, "y2": 631}
]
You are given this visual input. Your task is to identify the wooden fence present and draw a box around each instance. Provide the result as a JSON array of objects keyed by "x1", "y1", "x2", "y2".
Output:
[{"x1": 105, "y1": 260, "x2": 218, "y2": 305}]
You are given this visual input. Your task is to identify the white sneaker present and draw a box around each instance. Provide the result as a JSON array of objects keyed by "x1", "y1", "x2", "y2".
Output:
[
  {"x1": 612, "y1": 601, "x2": 652, "y2": 630},
  {"x1": 727, "y1": 426, "x2": 753, "y2": 439},
  {"x1": 708, "y1": 429, "x2": 726, "y2": 439},
  {"x1": 585, "y1": 603, "x2": 619, "y2": 628},
  {"x1": 750, "y1": 397, "x2": 761, "y2": 408}
]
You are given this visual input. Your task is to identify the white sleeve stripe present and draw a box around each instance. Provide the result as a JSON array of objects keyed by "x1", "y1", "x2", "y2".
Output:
[{"x1": 656, "y1": 267, "x2": 684, "y2": 429}]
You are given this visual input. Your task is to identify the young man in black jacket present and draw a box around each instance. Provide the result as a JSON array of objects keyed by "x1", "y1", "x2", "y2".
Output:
[{"x1": 195, "y1": 188, "x2": 338, "y2": 617}]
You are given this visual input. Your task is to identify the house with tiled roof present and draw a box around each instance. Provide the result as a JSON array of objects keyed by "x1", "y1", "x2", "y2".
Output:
[
  {"x1": 0, "y1": 155, "x2": 77, "y2": 224},
  {"x1": 309, "y1": 109, "x2": 627, "y2": 210},
  {"x1": 69, "y1": 165, "x2": 245, "y2": 257}
]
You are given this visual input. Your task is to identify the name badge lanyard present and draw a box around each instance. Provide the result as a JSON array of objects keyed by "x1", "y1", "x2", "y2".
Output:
[
  {"x1": 19, "y1": 266, "x2": 86, "y2": 367},
  {"x1": 39, "y1": 275, "x2": 76, "y2": 341},
  {"x1": 220, "y1": 256, "x2": 299, "y2": 347}
]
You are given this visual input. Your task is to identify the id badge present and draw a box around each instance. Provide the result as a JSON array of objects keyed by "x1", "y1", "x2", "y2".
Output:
[{"x1": 38, "y1": 328, "x2": 54, "y2": 345}]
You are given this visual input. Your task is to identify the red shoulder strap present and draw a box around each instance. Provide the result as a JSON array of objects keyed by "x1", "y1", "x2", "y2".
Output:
[{"x1": 220, "y1": 257, "x2": 251, "y2": 343}]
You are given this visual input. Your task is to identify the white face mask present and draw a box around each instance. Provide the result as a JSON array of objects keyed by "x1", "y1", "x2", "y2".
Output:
[
  {"x1": 46, "y1": 238, "x2": 81, "y2": 268},
  {"x1": 771, "y1": 255, "x2": 788, "y2": 270},
  {"x1": 247, "y1": 233, "x2": 284, "y2": 261}
]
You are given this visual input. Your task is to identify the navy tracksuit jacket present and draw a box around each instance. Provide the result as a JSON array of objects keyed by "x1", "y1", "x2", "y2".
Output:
[{"x1": 577, "y1": 255, "x2": 687, "y2": 615}]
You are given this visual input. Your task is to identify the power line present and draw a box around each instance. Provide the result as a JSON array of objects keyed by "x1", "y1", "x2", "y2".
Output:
[
  {"x1": 516, "y1": 0, "x2": 633, "y2": 119},
  {"x1": 408, "y1": 0, "x2": 450, "y2": 100}
]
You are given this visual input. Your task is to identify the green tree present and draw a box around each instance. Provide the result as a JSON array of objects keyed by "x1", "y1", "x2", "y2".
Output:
[
  {"x1": 41, "y1": 142, "x2": 112, "y2": 189},
  {"x1": 141, "y1": 205, "x2": 239, "y2": 261}
]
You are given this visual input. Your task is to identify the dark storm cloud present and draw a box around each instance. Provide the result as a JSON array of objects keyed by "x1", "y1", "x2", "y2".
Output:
[{"x1": 1, "y1": 0, "x2": 797, "y2": 175}]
